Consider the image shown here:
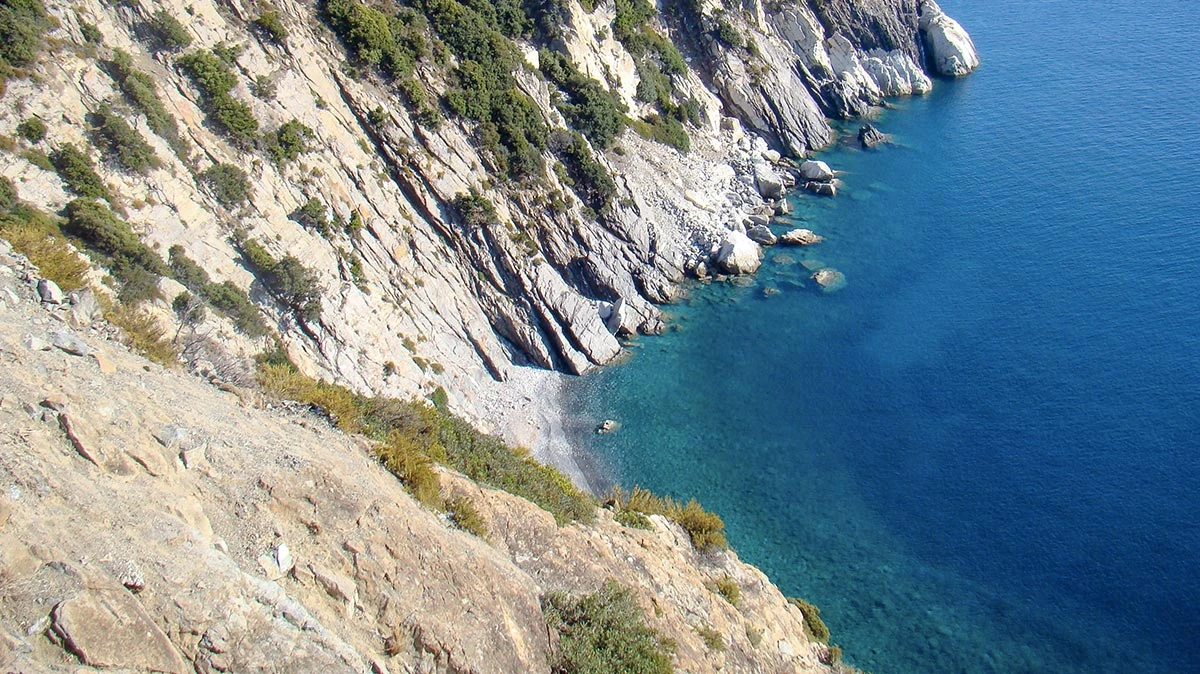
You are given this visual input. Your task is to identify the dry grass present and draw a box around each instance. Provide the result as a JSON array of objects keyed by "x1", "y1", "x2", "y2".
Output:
[
  {"x1": 0, "y1": 222, "x2": 89, "y2": 290},
  {"x1": 608, "y1": 485, "x2": 727, "y2": 551},
  {"x1": 103, "y1": 300, "x2": 176, "y2": 365}
]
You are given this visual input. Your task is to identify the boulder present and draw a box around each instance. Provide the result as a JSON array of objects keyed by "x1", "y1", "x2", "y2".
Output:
[
  {"x1": 746, "y1": 226, "x2": 778, "y2": 246},
  {"x1": 754, "y1": 163, "x2": 786, "y2": 200},
  {"x1": 714, "y1": 231, "x2": 762, "y2": 275},
  {"x1": 805, "y1": 181, "x2": 838, "y2": 197},
  {"x1": 747, "y1": 213, "x2": 770, "y2": 227},
  {"x1": 37, "y1": 279, "x2": 64, "y2": 304},
  {"x1": 51, "y1": 330, "x2": 90, "y2": 356},
  {"x1": 598, "y1": 298, "x2": 625, "y2": 335},
  {"x1": 799, "y1": 160, "x2": 835, "y2": 182},
  {"x1": 774, "y1": 199, "x2": 791, "y2": 216},
  {"x1": 692, "y1": 261, "x2": 709, "y2": 280},
  {"x1": 859, "y1": 124, "x2": 888, "y2": 148},
  {"x1": 761, "y1": 149, "x2": 782, "y2": 163},
  {"x1": 779, "y1": 229, "x2": 824, "y2": 246},
  {"x1": 596, "y1": 419, "x2": 620, "y2": 434},
  {"x1": 919, "y1": 1, "x2": 980, "y2": 77}
]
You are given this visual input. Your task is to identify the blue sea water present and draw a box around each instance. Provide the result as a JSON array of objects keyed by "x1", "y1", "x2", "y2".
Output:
[{"x1": 563, "y1": 1, "x2": 1200, "y2": 672}]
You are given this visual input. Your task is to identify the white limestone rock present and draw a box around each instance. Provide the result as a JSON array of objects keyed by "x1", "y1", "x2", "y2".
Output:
[
  {"x1": 919, "y1": 1, "x2": 980, "y2": 77},
  {"x1": 799, "y1": 160, "x2": 835, "y2": 182},
  {"x1": 714, "y1": 231, "x2": 763, "y2": 275}
]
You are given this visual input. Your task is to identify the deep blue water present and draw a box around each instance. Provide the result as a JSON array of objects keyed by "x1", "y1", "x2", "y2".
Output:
[{"x1": 564, "y1": 1, "x2": 1200, "y2": 672}]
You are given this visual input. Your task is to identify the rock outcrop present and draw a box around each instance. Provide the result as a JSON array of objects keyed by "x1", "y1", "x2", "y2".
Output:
[
  {"x1": 919, "y1": 0, "x2": 981, "y2": 76},
  {"x1": 715, "y1": 230, "x2": 763, "y2": 275}
]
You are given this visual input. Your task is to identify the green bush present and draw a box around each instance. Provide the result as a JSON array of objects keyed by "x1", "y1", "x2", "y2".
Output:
[
  {"x1": 145, "y1": 9, "x2": 192, "y2": 51},
  {"x1": 291, "y1": 197, "x2": 330, "y2": 234},
  {"x1": 0, "y1": 0, "x2": 55, "y2": 76},
  {"x1": 201, "y1": 163, "x2": 251, "y2": 207},
  {"x1": 168, "y1": 244, "x2": 269, "y2": 337},
  {"x1": 706, "y1": 575, "x2": 741, "y2": 607},
  {"x1": 177, "y1": 49, "x2": 260, "y2": 147},
  {"x1": 446, "y1": 495, "x2": 488, "y2": 538},
  {"x1": 91, "y1": 104, "x2": 158, "y2": 173},
  {"x1": 252, "y1": 10, "x2": 288, "y2": 44},
  {"x1": 78, "y1": 19, "x2": 102, "y2": 44},
  {"x1": 233, "y1": 234, "x2": 322, "y2": 321},
  {"x1": 265, "y1": 119, "x2": 314, "y2": 164},
  {"x1": 630, "y1": 114, "x2": 690, "y2": 153},
  {"x1": 549, "y1": 130, "x2": 616, "y2": 212},
  {"x1": 109, "y1": 50, "x2": 183, "y2": 152},
  {"x1": 50, "y1": 144, "x2": 112, "y2": 201},
  {"x1": 451, "y1": 189, "x2": 497, "y2": 228},
  {"x1": 787, "y1": 597, "x2": 830, "y2": 644},
  {"x1": 21, "y1": 147, "x2": 53, "y2": 170},
  {"x1": 614, "y1": 508, "x2": 652, "y2": 530},
  {"x1": 16, "y1": 117, "x2": 46, "y2": 142},
  {"x1": 543, "y1": 581, "x2": 674, "y2": 674},
  {"x1": 62, "y1": 198, "x2": 165, "y2": 303},
  {"x1": 250, "y1": 74, "x2": 276, "y2": 100},
  {"x1": 540, "y1": 49, "x2": 626, "y2": 149}
]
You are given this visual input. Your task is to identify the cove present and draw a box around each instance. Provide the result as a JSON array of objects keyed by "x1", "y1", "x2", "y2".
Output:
[{"x1": 563, "y1": 0, "x2": 1200, "y2": 672}]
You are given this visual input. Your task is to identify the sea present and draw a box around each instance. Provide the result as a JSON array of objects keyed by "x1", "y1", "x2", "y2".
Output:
[{"x1": 562, "y1": 0, "x2": 1200, "y2": 672}]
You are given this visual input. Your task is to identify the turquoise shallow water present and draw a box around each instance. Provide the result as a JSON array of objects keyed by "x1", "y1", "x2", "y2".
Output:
[{"x1": 564, "y1": 1, "x2": 1200, "y2": 672}]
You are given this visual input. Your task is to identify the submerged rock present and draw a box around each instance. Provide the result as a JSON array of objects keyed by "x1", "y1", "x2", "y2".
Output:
[
  {"x1": 805, "y1": 181, "x2": 838, "y2": 197},
  {"x1": 812, "y1": 268, "x2": 847, "y2": 291},
  {"x1": 779, "y1": 229, "x2": 824, "y2": 246},
  {"x1": 859, "y1": 123, "x2": 889, "y2": 148},
  {"x1": 596, "y1": 419, "x2": 620, "y2": 434}
]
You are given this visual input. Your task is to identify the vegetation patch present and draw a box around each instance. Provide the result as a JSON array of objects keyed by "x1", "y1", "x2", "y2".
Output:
[
  {"x1": 446, "y1": 495, "x2": 488, "y2": 538},
  {"x1": 16, "y1": 117, "x2": 46, "y2": 143},
  {"x1": 144, "y1": 10, "x2": 192, "y2": 51},
  {"x1": 103, "y1": 298, "x2": 176, "y2": 364},
  {"x1": 265, "y1": 119, "x2": 315, "y2": 164},
  {"x1": 233, "y1": 233, "x2": 322, "y2": 322},
  {"x1": 252, "y1": 10, "x2": 289, "y2": 45},
  {"x1": 706, "y1": 575, "x2": 741, "y2": 608},
  {"x1": 50, "y1": 144, "x2": 112, "y2": 202},
  {"x1": 108, "y1": 50, "x2": 185, "y2": 154},
  {"x1": 695, "y1": 624, "x2": 724, "y2": 652},
  {"x1": 90, "y1": 104, "x2": 159, "y2": 173},
  {"x1": 177, "y1": 49, "x2": 260, "y2": 147},
  {"x1": 543, "y1": 581, "x2": 675, "y2": 674},
  {"x1": 0, "y1": 179, "x2": 89, "y2": 290},
  {"x1": 376, "y1": 429, "x2": 442, "y2": 508},
  {"x1": 608, "y1": 486, "x2": 727, "y2": 551},
  {"x1": 786, "y1": 597, "x2": 830, "y2": 644},
  {"x1": 255, "y1": 361, "x2": 595, "y2": 524},
  {"x1": 201, "y1": 163, "x2": 251, "y2": 207},
  {"x1": 539, "y1": 49, "x2": 626, "y2": 150},
  {"x1": 168, "y1": 245, "x2": 269, "y2": 337},
  {"x1": 549, "y1": 130, "x2": 616, "y2": 213},
  {"x1": 62, "y1": 198, "x2": 165, "y2": 303},
  {"x1": 0, "y1": 0, "x2": 56, "y2": 94},
  {"x1": 451, "y1": 189, "x2": 497, "y2": 229}
]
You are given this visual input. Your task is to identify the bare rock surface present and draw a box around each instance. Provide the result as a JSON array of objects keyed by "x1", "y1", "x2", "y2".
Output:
[{"x1": 0, "y1": 244, "x2": 838, "y2": 673}]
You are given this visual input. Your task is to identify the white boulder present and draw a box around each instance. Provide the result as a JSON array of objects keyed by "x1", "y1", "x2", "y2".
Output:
[
  {"x1": 799, "y1": 160, "x2": 835, "y2": 182},
  {"x1": 714, "y1": 230, "x2": 763, "y2": 275},
  {"x1": 779, "y1": 229, "x2": 824, "y2": 246},
  {"x1": 919, "y1": 1, "x2": 980, "y2": 77}
]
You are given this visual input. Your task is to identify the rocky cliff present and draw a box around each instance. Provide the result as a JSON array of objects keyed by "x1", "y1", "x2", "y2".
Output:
[
  {"x1": 0, "y1": 0, "x2": 976, "y2": 428},
  {"x1": 1, "y1": 239, "x2": 844, "y2": 673}
]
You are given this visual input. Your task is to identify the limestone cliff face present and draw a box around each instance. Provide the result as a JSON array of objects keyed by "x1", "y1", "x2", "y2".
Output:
[
  {"x1": 0, "y1": 0, "x2": 975, "y2": 422},
  {"x1": 0, "y1": 242, "x2": 840, "y2": 673}
]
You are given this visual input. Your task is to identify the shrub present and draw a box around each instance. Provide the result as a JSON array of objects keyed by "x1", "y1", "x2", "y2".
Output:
[
  {"x1": 291, "y1": 197, "x2": 329, "y2": 234},
  {"x1": 201, "y1": 163, "x2": 250, "y2": 207},
  {"x1": 376, "y1": 430, "x2": 442, "y2": 508},
  {"x1": 21, "y1": 148, "x2": 53, "y2": 170},
  {"x1": 265, "y1": 119, "x2": 314, "y2": 164},
  {"x1": 540, "y1": 49, "x2": 626, "y2": 149},
  {"x1": 62, "y1": 198, "x2": 165, "y2": 299},
  {"x1": 608, "y1": 486, "x2": 727, "y2": 551},
  {"x1": 451, "y1": 189, "x2": 497, "y2": 228},
  {"x1": 91, "y1": 104, "x2": 158, "y2": 173},
  {"x1": 0, "y1": 195, "x2": 89, "y2": 291},
  {"x1": 696, "y1": 624, "x2": 724, "y2": 652},
  {"x1": 787, "y1": 597, "x2": 830, "y2": 644},
  {"x1": 50, "y1": 144, "x2": 112, "y2": 201},
  {"x1": 543, "y1": 581, "x2": 674, "y2": 674},
  {"x1": 103, "y1": 300, "x2": 176, "y2": 364},
  {"x1": 0, "y1": 0, "x2": 56, "y2": 75},
  {"x1": 614, "y1": 509, "x2": 652, "y2": 530},
  {"x1": 549, "y1": 130, "x2": 616, "y2": 212},
  {"x1": 177, "y1": 49, "x2": 260, "y2": 147},
  {"x1": 706, "y1": 575, "x2": 741, "y2": 607},
  {"x1": 145, "y1": 10, "x2": 192, "y2": 51},
  {"x1": 16, "y1": 117, "x2": 46, "y2": 142},
  {"x1": 168, "y1": 245, "x2": 270, "y2": 337},
  {"x1": 252, "y1": 10, "x2": 288, "y2": 44},
  {"x1": 445, "y1": 495, "x2": 488, "y2": 538},
  {"x1": 79, "y1": 19, "x2": 102, "y2": 44},
  {"x1": 108, "y1": 50, "x2": 183, "y2": 151},
  {"x1": 233, "y1": 234, "x2": 322, "y2": 321},
  {"x1": 250, "y1": 74, "x2": 276, "y2": 100}
]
